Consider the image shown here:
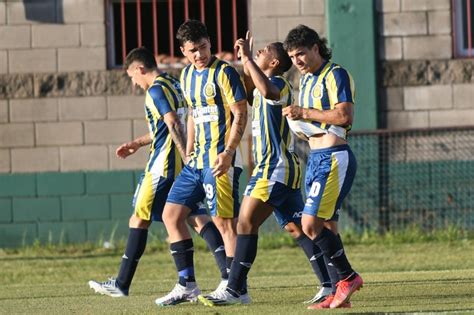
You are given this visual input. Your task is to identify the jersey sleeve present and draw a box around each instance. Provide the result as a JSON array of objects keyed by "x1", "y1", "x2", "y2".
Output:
[
  {"x1": 217, "y1": 64, "x2": 247, "y2": 105},
  {"x1": 326, "y1": 67, "x2": 355, "y2": 107},
  {"x1": 147, "y1": 85, "x2": 174, "y2": 117},
  {"x1": 267, "y1": 76, "x2": 291, "y2": 106}
]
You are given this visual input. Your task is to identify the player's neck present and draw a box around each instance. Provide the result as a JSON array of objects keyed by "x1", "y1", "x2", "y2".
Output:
[
  {"x1": 265, "y1": 68, "x2": 279, "y2": 78},
  {"x1": 145, "y1": 69, "x2": 162, "y2": 86},
  {"x1": 308, "y1": 57, "x2": 326, "y2": 74}
]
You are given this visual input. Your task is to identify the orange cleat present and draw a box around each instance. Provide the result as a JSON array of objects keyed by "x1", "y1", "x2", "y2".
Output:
[
  {"x1": 330, "y1": 273, "x2": 363, "y2": 309},
  {"x1": 307, "y1": 294, "x2": 351, "y2": 309}
]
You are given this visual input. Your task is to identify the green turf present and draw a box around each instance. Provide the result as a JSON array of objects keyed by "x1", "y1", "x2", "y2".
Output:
[{"x1": 1, "y1": 241, "x2": 473, "y2": 314}]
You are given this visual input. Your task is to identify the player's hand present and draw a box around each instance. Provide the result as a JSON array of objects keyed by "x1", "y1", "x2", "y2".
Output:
[
  {"x1": 282, "y1": 105, "x2": 305, "y2": 120},
  {"x1": 116, "y1": 141, "x2": 140, "y2": 159},
  {"x1": 212, "y1": 151, "x2": 233, "y2": 177},
  {"x1": 234, "y1": 31, "x2": 253, "y2": 63}
]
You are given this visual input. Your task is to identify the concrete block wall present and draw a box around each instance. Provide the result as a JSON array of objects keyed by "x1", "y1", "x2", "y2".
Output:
[
  {"x1": 250, "y1": 0, "x2": 326, "y2": 52},
  {"x1": 0, "y1": 0, "x2": 106, "y2": 74},
  {"x1": 0, "y1": 94, "x2": 149, "y2": 173},
  {"x1": 376, "y1": 0, "x2": 474, "y2": 129}
]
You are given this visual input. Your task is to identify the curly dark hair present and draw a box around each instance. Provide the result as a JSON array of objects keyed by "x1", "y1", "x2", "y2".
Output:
[
  {"x1": 283, "y1": 25, "x2": 332, "y2": 60},
  {"x1": 270, "y1": 42, "x2": 292, "y2": 74},
  {"x1": 123, "y1": 47, "x2": 157, "y2": 70},
  {"x1": 176, "y1": 19, "x2": 209, "y2": 46}
]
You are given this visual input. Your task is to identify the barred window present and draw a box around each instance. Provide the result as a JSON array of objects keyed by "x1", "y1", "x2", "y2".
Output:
[
  {"x1": 453, "y1": 0, "x2": 474, "y2": 57},
  {"x1": 106, "y1": 0, "x2": 249, "y2": 68}
]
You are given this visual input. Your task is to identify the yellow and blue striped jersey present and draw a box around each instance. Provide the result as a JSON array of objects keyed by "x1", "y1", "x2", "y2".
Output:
[
  {"x1": 144, "y1": 72, "x2": 186, "y2": 178},
  {"x1": 251, "y1": 76, "x2": 301, "y2": 189},
  {"x1": 180, "y1": 57, "x2": 247, "y2": 169},
  {"x1": 299, "y1": 61, "x2": 355, "y2": 138}
]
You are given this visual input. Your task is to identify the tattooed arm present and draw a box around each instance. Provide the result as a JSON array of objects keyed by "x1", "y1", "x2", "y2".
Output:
[
  {"x1": 163, "y1": 111, "x2": 188, "y2": 163},
  {"x1": 186, "y1": 108, "x2": 195, "y2": 158},
  {"x1": 212, "y1": 99, "x2": 248, "y2": 177}
]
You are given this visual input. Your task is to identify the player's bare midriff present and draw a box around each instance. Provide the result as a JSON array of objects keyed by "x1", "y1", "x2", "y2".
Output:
[{"x1": 308, "y1": 132, "x2": 347, "y2": 150}]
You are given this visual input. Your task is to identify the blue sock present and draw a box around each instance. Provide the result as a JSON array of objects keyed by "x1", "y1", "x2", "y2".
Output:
[
  {"x1": 313, "y1": 228, "x2": 353, "y2": 279},
  {"x1": 116, "y1": 228, "x2": 148, "y2": 291},
  {"x1": 227, "y1": 234, "x2": 258, "y2": 296},
  {"x1": 296, "y1": 234, "x2": 331, "y2": 287},
  {"x1": 170, "y1": 239, "x2": 195, "y2": 286},
  {"x1": 199, "y1": 222, "x2": 228, "y2": 279}
]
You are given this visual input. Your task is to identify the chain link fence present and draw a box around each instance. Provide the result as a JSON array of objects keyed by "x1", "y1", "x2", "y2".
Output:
[{"x1": 290, "y1": 126, "x2": 474, "y2": 233}]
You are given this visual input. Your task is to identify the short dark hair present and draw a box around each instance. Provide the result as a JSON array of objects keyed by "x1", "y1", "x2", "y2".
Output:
[
  {"x1": 270, "y1": 42, "x2": 292, "y2": 74},
  {"x1": 176, "y1": 19, "x2": 209, "y2": 46},
  {"x1": 283, "y1": 25, "x2": 332, "y2": 60},
  {"x1": 123, "y1": 47, "x2": 157, "y2": 70}
]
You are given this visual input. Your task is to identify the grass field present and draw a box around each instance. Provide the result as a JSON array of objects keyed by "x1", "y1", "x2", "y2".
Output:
[{"x1": 1, "y1": 238, "x2": 473, "y2": 314}]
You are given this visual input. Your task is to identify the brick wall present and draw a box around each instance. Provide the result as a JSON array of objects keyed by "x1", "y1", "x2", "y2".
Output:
[
  {"x1": 0, "y1": 0, "x2": 105, "y2": 74},
  {"x1": 377, "y1": 0, "x2": 474, "y2": 129},
  {"x1": 250, "y1": 0, "x2": 326, "y2": 51}
]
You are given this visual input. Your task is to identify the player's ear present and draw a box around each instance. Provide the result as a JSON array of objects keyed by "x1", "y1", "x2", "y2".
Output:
[
  {"x1": 270, "y1": 59, "x2": 280, "y2": 69},
  {"x1": 180, "y1": 46, "x2": 186, "y2": 56},
  {"x1": 312, "y1": 44, "x2": 319, "y2": 55},
  {"x1": 138, "y1": 65, "x2": 146, "y2": 75}
]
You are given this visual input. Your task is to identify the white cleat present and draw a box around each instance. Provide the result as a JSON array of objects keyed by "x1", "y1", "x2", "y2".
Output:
[
  {"x1": 206, "y1": 279, "x2": 228, "y2": 298},
  {"x1": 303, "y1": 286, "x2": 332, "y2": 304},
  {"x1": 198, "y1": 288, "x2": 241, "y2": 306},
  {"x1": 88, "y1": 277, "x2": 128, "y2": 297},
  {"x1": 155, "y1": 282, "x2": 201, "y2": 306}
]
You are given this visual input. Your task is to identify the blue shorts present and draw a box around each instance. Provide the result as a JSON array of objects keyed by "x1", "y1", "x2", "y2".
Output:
[
  {"x1": 167, "y1": 165, "x2": 242, "y2": 218},
  {"x1": 303, "y1": 144, "x2": 356, "y2": 221},
  {"x1": 132, "y1": 173, "x2": 206, "y2": 222},
  {"x1": 244, "y1": 177, "x2": 304, "y2": 228}
]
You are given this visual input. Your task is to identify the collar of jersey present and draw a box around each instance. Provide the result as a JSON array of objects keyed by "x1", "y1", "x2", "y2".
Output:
[
  {"x1": 192, "y1": 56, "x2": 218, "y2": 75},
  {"x1": 312, "y1": 60, "x2": 329, "y2": 76}
]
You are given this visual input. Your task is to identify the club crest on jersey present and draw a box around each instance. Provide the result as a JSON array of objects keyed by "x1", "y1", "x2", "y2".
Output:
[
  {"x1": 203, "y1": 82, "x2": 217, "y2": 98},
  {"x1": 311, "y1": 83, "x2": 324, "y2": 100}
]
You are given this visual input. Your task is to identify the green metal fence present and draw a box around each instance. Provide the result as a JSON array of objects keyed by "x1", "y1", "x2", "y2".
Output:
[{"x1": 293, "y1": 126, "x2": 474, "y2": 233}]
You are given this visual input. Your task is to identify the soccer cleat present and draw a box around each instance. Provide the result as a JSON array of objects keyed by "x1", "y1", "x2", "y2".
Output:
[
  {"x1": 206, "y1": 279, "x2": 228, "y2": 298},
  {"x1": 303, "y1": 286, "x2": 332, "y2": 304},
  {"x1": 330, "y1": 273, "x2": 363, "y2": 309},
  {"x1": 198, "y1": 289, "x2": 240, "y2": 306},
  {"x1": 307, "y1": 294, "x2": 351, "y2": 309},
  {"x1": 155, "y1": 282, "x2": 201, "y2": 306},
  {"x1": 88, "y1": 277, "x2": 128, "y2": 297},
  {"x1": 240, "y1": 292, "x2": 252, "y2": 304}
]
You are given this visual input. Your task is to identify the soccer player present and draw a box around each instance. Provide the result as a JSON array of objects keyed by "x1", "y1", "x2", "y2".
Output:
[
  {"x1": 154, "y1": 20, "x2": 248, "y2": 306},
  {"x1": 88, "y1": 47, "x2": 229, "y2": 298},
  {"x1": 282, "y1": 25, "x2": 363, "y2": 309},
  {"x1": 197, "y1": 32, "x2": 332, "y2": 306}
]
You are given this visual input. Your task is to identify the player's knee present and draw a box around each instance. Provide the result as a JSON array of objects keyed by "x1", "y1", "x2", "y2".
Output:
[
  {"x1": 237, "y1": 219, "x2": 256, "y2": 234},
  {"x1": 129, "y1": 215, "x2": 151, "y2": 229},
  {"x1": 187, "y1": 214, "x2": 211, "y2": 233},
  {"x1": 302, "y1": 224, "x2": 318, "y2": 240}
]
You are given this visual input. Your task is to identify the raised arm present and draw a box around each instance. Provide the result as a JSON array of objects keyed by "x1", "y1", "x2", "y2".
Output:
[{"x1": 235, "y1": 31, "x2": 280, "y2": 101}]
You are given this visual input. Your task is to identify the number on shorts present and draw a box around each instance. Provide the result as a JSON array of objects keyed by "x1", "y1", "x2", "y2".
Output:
[
  {"x1": 308, "y1": 182, "x2": 321, "y2": 197},
  {"x1": 203, "y1": 183, "x2": 214, "y2": 200}
]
